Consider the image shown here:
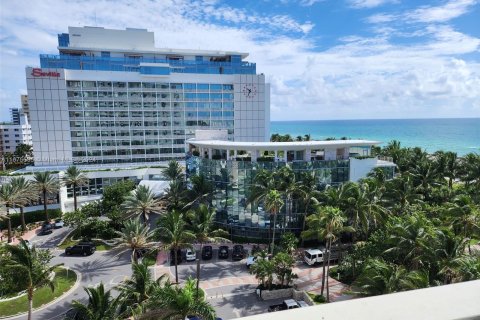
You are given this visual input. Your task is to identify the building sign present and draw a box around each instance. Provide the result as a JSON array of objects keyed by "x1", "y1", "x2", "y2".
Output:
[{"x1": 31, "y1": 68, "x2": 60, "y2": 77}]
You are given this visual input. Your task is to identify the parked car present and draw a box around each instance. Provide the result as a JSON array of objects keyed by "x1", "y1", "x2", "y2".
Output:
[
  {"x1": 304, "y1": 248, "x2": 340, "y2": 266},
  {"x1": 185, "y1": 249, "x2": 196, "y2": 262},
  {"x1": 218, "y1": 245, "x2": 229, "y2": 259},
  {"x1": 38, "y1": 223, "x2": 53, "y2": 235},
  {"x1": 54, "y1": 219, "x2": 64, "y2": 228},
  {"x1": 246, "y1": 255, "x2": 269, "y2": 268},
  {"x1": 268, "y1": 299, "x2": 307, "y2": 312},
  {"x1": 201, "y1": 245, "x2": 213, "y2": 260},
  {"x1": 170, "y1": 249, "x2": 182, "y2": 265},
  {"x1": 65, "y1": 243, "x2": 96, "y2": 256},
  {"x1": 232, "y1": 244, "x2": 244, "y2": 261}
]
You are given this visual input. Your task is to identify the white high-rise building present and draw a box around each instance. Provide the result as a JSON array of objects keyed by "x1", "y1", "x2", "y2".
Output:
[{"x1": 26, "y1": 26, "x2": 270, "y2": 167}]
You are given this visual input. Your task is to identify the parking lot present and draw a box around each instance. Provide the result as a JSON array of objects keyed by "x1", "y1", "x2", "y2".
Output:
[{"x1": 154, "y1": 245, "x2": 349, "y2": 319}]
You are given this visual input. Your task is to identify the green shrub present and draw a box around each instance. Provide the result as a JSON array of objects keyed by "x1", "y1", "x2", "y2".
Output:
[
  {"x1": 313, "y1": 294, "x2": 326, "y2": 303},
  {"x1": 0, "y1": 209, "x2": 62, "y2": 229}
]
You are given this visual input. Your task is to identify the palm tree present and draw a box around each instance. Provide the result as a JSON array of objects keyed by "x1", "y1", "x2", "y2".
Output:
[
  {"x1": 117, "y1": 260, "x2": 168, "y2": 317},
  {"x1": 458, "y1": 153, "x2": 480, "y2": 189},
  {"x1": 121, "y1": 185, "x2": 161, "y2": 226},
  {"x1": 0, "y1": 183, "x2": 19, "y2": 243},
  {"x1": 3, "y1": 240, "x2": 62, "y2": 320},
  {"x1": 384, "y1": 174, "x2": 423, "y2": 214},
  {"x1": 10, "y1": 177, "x2": 36, "y2": 232},
  {"x1": 32, "y1": 172, "x2": 59, "y2": 221},
  {"x1": 156, "y1": 210, "x2": 195, "y2": 284},
  {"x1": 353, "y1": 258, "x2": 429, "y2": 296},
  {"x1": 250, "y1": 257, "x2": 276, "y2": 290},
  {"x1": 163, "y1": 179, "x2": 187, "y2": 211},
  {"x1": 264, "y1": 190, "x2": 285, "y2": 255},
  {"x1": 301, "y1": 206, "x2": 353, "y2": 301},
  {"x1": 187, "y1": 204, "x2": 229, "y2": 295},
  {"x1": 145, "y1": 277, "x2": 216, "y2": 320},
  {"x1": 446, "y1": 195, "x2": 480, "y2": 254},
  {"x1": 62, "y1": 166, "x2": 89, "y2": 212},
  {"x1": 70, "y1": 283, "x2": 119, "y2": 320},
  {"x1": 436, "y1": 231, "x2": 468, "y2": 284},
  {"x1": 277, "y1": 166, "x2": 299, "y2": 233},
  {"x1": 187, "y1": 174, "x2": 213, "y2": 208},
  {"x1": 384, "y1": 212, "x2": 439, "y2": 270},
  {"x1": 115, "y1": 217, "x2": 156, "y2": 263},
  {"x1": 162, "y1": 160, "x2": 184, "y2": 182},
  {"x1": 297, "y1": 171, "x2": 321, "y2": 246}
]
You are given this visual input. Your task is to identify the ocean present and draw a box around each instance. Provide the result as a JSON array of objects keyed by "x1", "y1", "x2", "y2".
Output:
[{"x1": 270, "y1": 118, "x2": 480, "y2": 156}]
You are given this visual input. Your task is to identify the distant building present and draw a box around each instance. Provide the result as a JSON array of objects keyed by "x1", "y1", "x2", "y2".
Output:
[
  {"x1": 0, "y1": 113, "x2": 33, "y2": 157},
  {"x1": 20, "y1": 95, "x2": 30, "y2": 122},
  {"x1": 10, "y1": 108, "x2": 21, "y2": 125}
]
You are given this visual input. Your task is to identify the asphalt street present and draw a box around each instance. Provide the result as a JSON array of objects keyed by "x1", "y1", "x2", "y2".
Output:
[{"x1": 9, "y1": 227, "x2": 132, "y2": 320}]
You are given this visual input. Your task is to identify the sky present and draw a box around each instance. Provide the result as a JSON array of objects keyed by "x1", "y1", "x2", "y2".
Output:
[{"x1": 0, "y1": 0, "x2": 479, "y2": 121}]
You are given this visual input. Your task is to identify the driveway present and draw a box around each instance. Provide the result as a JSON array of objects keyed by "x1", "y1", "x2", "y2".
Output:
[{"x1": 7, "y1": 228, "x2": 132, "y2": 320}]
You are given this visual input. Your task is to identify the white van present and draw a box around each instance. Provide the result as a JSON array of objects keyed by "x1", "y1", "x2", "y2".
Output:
[{"x1": 304, "y1": 249, "x2": 324, "y2": 266}]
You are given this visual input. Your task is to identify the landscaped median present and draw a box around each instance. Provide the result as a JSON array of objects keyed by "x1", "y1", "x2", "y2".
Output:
[{"x1": 0, "y1": 267, "x2": 78, "y2": 318}]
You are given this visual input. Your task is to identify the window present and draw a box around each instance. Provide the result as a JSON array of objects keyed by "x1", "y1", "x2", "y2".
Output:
[
  {"x1": 4, "y1": 134, "x2": 9, "y2": 137},
  {"x1": 101, "y1": 51, "x2": 110, "y2": 58}
]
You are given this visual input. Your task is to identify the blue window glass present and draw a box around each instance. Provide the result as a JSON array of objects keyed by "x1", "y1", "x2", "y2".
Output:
[
  {"x1": 210, "y1": 93, "x2": 222, "y2": 101},
  {"x1": 195, "y1": 56, "x2": 203, "y2": 61},
  {"x1": 223, "y1": 84, "x2": 234, "y2": 91},
  {"x1": 223, "y1": 111, "x2": 234, "y2": 117},
  {"x1": 101, "y1": 51, "x2": 111, "y2": 58},
  {"x1": 184, "y1": 83, "x2": 196, "y2": 90},
  {"x1": 223, "y1": 102, "x2": 234, "y2": 109},
  {"x1": 222, "y1": 93, "x2": 234, "y2": 100},
  {"x1": 197, "y1": 84, "x2": 209, "y2": 90},
  {"x1": 185, "y1": 93, "x2": 196, "y2": 100},
  {"x1": 198, "y1": 111, "x2": 210, "y2": 117},
  {"x1": 210, "y1": 84, "x2": 222, "y2": 91},
  {"x1": 211, "y1": 103, "x2": 222, "y2": 109},
  {"x1": 197, "y1": 93, "x2": 209, "y2": 100}
]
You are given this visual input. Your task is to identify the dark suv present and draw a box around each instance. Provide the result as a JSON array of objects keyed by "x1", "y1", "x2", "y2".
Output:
[
  {"x1": 39, "y1": 223, "x2": 53, "y2": 235},
  {"x1": 65, "y1": 243, "x2": 96, "y2": 256},
  {"x1": 218, "y1": 246, "x2": 229, "y2": 259},
  {"x1": 202, "y1": 245, "x2": 213, "y2": 260},
  {"x1": 232, "y1": 245, "x2": 244, "y2": 261}
]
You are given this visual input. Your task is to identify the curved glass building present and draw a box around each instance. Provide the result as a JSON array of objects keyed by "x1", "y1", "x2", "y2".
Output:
[{"x1": 187, "y1": 139, "x2": 396, "y2": 240}]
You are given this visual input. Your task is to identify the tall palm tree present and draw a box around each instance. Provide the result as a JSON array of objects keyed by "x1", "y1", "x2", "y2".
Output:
[
  {"x1": 3, "y1": 240, "x2": 62, "y2": 320},
  {"x1": 436, "y1": 231, "x2": 468, "y2": 284},
  {"x1": 163, "y1": 179, "x2": 187, "y2": 211},
  {"x1": 0, "y1": 183, "x2": 19, "y2": 243},
  {"x1": 301, "y1": 206, "x2": 352, "y2": 301},
  {"x1": 70, "y1": 283, "x2": 119, "y2": 320},
  {"x1": 187, "y1": 174, "x2": 213, "y2": 208},
  {"x1": 10, "y1": 177, "x2": 36, "y2": 232},
  {"x1": 62, "y1": 165, "x2": 89, "y2": 212},
  {"x1": 156, "y1": 210, "x2": 195, "y2": 284},
  {"x1": 117, "y1": 260, "x2": 168, "y2": 317},
  {"x1": 145, "y1": 277, "x2": 216, "y2": 320},
  {"x1": 115, "y1": 217, "x2": 156, "y2": 263},
  {"x1": 277, "y1": 166, "x2": 299, "y2": 233},
  {"x1": 384, "y1": 174, "x2": 423, "y2": 214},
  {"x1": 162, "y1": 160, "x2": 184, "y2": 182},
  {"x1": 298, "y1": 171, "x2": 321, "y2": 246},
  {"x1": 264, "y1": 190, "x2": 285, "y2": 255},
  {"x1": 121, "y1": 185, "x2": 161, "y2": 226},
  {"x1": 458, "y1": 153, "x2": 480, "y2": 189},
  {"x1": 32, "y1": 172, "x2": 59, "y2": 221},
  {"x1": 187, "y1": 204, "x2": 230, "y2": 295}
]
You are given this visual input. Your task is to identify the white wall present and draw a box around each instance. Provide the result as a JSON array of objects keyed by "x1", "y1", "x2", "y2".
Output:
[{"x1": 349, "y1": 157, "x2": 378, "y2": 182}]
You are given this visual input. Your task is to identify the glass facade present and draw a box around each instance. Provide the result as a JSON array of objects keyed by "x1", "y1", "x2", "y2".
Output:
[
  {"x1": 187, "y1": 156, "x2": 350, "y2": 240},
  {"x1": 40, "y1": 54, "x2": 256, "y2": 75},
  {"x1": 67, "y1": 81, "x2": 235, "y2": 164},
  {"x1": 65, "y1": 176, "x2": 139, "y2": 198}
]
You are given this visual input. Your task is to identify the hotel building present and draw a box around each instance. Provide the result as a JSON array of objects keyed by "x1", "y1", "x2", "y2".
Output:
[{"x1": 26, "y1": 26, "x2": 269, "y2": 167}]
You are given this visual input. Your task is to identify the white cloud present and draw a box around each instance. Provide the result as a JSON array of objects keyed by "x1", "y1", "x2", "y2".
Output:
[
  {"x1": 0, "y1": 0, "x2": 479, "y2": 122},
  {"x1": 348, "y1": 0, "x2": 399, "y2": 9},
  {"x1": 406, "y1": 0, "x2": 478, "y2": 23},
  {"x1": 366, "y1": 13, "x2": 397, "y2": 23}
]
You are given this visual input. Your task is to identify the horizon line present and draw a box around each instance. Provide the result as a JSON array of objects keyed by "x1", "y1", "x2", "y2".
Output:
[{"x1": 271, "y1": 116, "x2": 480, "y2": 122}]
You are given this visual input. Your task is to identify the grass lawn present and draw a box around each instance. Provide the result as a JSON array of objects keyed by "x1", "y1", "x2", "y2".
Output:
[
  {"x1": 0, "y1": 267, "x2": 77, "y2": 317},
  {"x1": 307, "y1": 292, "x2": 326, "y2": 304}
]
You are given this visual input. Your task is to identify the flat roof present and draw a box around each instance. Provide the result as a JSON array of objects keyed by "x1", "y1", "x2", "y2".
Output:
[
  {"x1": 188, "y1": 139, "x2": 381, "y2": 151},
  {"x1": 240, "y1": 280, "x2": 480, "y2": 320}
]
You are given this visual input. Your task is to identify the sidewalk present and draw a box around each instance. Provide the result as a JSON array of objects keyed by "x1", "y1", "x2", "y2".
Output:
[{"x1": 0, "y1": 226, "x2": 40, "y2": 245}]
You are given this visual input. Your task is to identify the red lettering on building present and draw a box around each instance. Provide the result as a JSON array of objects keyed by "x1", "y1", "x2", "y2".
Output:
[{"x1": 31, "y1": 68, "x2": 60, "y2": 77}]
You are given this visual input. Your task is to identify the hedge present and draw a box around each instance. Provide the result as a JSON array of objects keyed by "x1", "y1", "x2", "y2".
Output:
[{"x1": 0, "y1": 209, "x2": 62, "y2": 230}]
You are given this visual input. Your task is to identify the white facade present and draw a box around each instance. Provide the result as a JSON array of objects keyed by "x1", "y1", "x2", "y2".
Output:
[{"x1": 0, "y1": 113, "x2": 33, "y2": 155}]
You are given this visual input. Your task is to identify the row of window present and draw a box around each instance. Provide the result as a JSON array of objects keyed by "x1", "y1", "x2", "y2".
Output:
[
  {"x1": 66, "y1": 81, "x2": 234, "y2": 91},
  {"x1": 71, "y1": 138, "x2": 185, "y2": 148},
  {"x1": 72, "y1": 148, "x2": 185, "y2": 157},
  {"x1": 67, "y1": 91, "x2": 234, "y2": 101},
  {"x1": 71, "y1": 129, "x2": 186, "y2": 138},
  {"x1": 68, "y1": 101, "x2": 234, "y2": 110},
  {"x1": 68, "y1": 110, "x2": 233, "y2": 118}
]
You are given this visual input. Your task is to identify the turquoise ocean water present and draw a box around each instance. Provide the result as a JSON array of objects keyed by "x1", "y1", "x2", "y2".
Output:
[{"x1": 270, "y1": 118, "x2": 480, "y2": 156}]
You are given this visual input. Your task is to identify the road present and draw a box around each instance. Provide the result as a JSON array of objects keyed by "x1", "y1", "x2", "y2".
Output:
[{"x1": 9, "y1": 227, "x2": 132, "y2": 320}]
